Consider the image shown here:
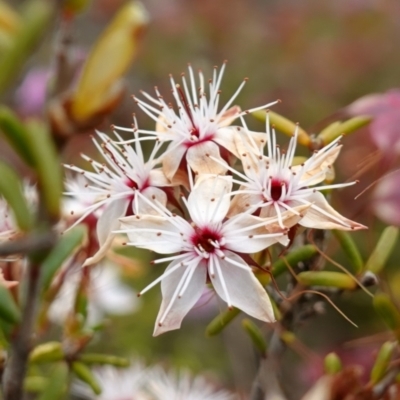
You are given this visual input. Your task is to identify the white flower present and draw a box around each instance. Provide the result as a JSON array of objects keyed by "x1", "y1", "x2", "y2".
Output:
[
  {"x1": 115, "y1": 63, "x2": 278, "y2": 184},
  {"x1": 73, "y1": 362, "x2": 149, "y2": 400},
  {"x1": 146, "y1": 367, "x2": 236, "y2": 400},
  {"x1": 120, "y1": 175, "x2": 306, "y2": 336},
  {"x1": 64, "y1": 129, "x2": 170, "y2": 266},
  {"x1": 48, "y1": 261, "x2": 138, "y2": 326},
  {"x1": 228, "y1": 115, "x2": 367, "y2": 230},
  {"x1": 0, "y1": 197, "x2": 16, "y2": 243}
]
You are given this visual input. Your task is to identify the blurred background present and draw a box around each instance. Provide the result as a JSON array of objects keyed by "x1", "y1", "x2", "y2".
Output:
[{"x1": 2, "y1": 0, "x2": 400, "y2": 398}]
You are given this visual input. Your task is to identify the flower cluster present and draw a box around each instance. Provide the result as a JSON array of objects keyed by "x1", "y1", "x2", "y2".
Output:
[
  {"x1": 73, "y1": 361, "x2": 235, "y2": 400},
  {"x1": 65, "y1": 64, "x2": 365, "y2": 336}
]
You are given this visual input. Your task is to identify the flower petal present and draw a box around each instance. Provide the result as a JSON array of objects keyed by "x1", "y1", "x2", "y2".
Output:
[
  {"x1": 154, "y1": 258, "x2": 207, "y2": 336},
  {"x1": 188, "y1": 175, "x2": 232, "y2": 225},
  {"x1": 293, "y1": 145, "x2": 342, "y2": 186},
  {"x1": 186, "y1": 141, "x2": 228, "y2": 175},
  {"x1": 148, "y1": 168, "x2": 171, "y2": 187},
  {"x1": 97, "y1": 198, "x2": 129, "y2": 246},
  {"x1": 162, "y1": 142, "x2": 187, "y2": 181},
  {"x1": 222, "y1": 214, "x2": 286, "y2": 253},
  {"x1": 211, "y1": 251, "x2": 275, "y2": 323},
  {"x1": 291, "y1": 191, "x2": 366, "y2": 230},
  {"x1": 218, "y1": 105, "x2": 241, "y2": 127},
  {"x1": 137, "y1": 187, "x2": 167, "y2": 215},
  {"x1": 227, "y1": 188, "x2": 261, "y2": 217},
  {"x1": 120, "y1": 214, "x2": 190, "y2": 254}
]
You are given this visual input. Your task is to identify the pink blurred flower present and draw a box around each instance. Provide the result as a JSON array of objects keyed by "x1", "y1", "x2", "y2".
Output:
[
  {"x1": 15, "y1": 68, "x2": 50, "y2": 117},
  {"x1": 346, "y1": 89, "x2": 400, "y2": 156},
  {"x1": 372, "y1": 169, "x2": 400, "y2": 226}
]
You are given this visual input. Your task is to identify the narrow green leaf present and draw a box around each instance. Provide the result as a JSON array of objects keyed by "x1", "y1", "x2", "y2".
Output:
[
  {"x1": 373, "y1": 293, "x2": 400, "y2": 339},
  {"x1": 333, "y1": 230, "x2": 363, "y2": 274},
  {"x1": 365, "y1": 226, "x2": 399, "y2": 274},
  {"x1": 0, "y1": 161, "x2": 34, "y2": 231},
  {"x1": 297, "y1": 271, "x2": 357, "y2": 290},
  {"x1": 370, "y1": 341, "x2": 396, "y2": 385},
  {"x1": 324, "y1": 352, "x2": 342, "y2": 374},
  {"x1": 0, "y1": 107, "x2": 35, "y2": 166},
  {"x1": 0, "y1": 284, "x2": 21, "y2": 324},
  {"x1": 37, "y1": 362, "x2": 68, "y2": 400},
  {"x1": 40, "y1": 225, "x2": 87, "y2": 292},
  {"x1": 72, "y1": 362, "x2": 102, "y2": 395},
  {"x1": 242, "y1": 319, "x2": 267, "y2": 355},
  {"x1": 318, "y1": 116, "x2": 372, "y2": 145},
  {"x1": 270, "y1": 245, "x2": 318, "y2": 279},
  {"x1": 24, "y1": 121, "x2": 62, "y2": 220},
  {"x1": 205, "y1": 307, "x2": 240, "y2": 337},
  {"x1": 79, "y1": 353, "x2": 130, "y2": 367},
  {"x1": 253, "y1": 110, "x2": 311, "y2": 146}
]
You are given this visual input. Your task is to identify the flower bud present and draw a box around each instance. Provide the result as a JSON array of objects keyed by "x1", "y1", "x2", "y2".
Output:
[
  {"x1": 297, "y1": 271, "x2": 357, "y2": 290},
  {"x1": 29, "y1": 341, "x2": 64, "y2": 363},
  {"x1": 370, "y1": 341, "x2": 396, "y2": 385},
  {"x1": 324, "y1": 352, "x2": 342, "y2": 374}
]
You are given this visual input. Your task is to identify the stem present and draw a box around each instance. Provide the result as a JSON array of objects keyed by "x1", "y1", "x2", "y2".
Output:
[{"x1": 2, "y1": 262, "x2": 41, "y2": 400}]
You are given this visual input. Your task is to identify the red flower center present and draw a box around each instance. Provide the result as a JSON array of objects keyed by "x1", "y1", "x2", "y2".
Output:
[
  {"x1": 191, "y1": 226, "x2": 221, "y2": 253},
  {"x1": 270, "y1": 179, "x2": 287, "y2": 201}
]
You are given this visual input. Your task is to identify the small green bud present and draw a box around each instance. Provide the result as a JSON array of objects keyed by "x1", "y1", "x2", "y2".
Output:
[
  {"x1": 72, "y1": 362, "x2": 102, "y2": 395},
  {"x1": 297, "y1": 271, "x2": 357, "y2": 290},
  {"x1": 29, "y1": 341, "x2": 64, "y2": 364},
  {"x1": 324, "y1": 352, "x2": 342, "y2": 374},
  {"x1": 370, "y1": 341, "x2": 396, "y2": 385},
  {"x1": 242, "y1": 319, "x2": 267, "y2": 356},
  {"x1": 205, "y1": 307, "x2": 240, "y2": 336}
]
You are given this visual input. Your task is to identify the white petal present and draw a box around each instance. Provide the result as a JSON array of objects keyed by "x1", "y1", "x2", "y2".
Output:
[
  {"x1": 186, "y1": 141, "x2": 228, "y2": 175},
  {"x1": 154, "y1": 258, "x2": 207, "y2": 336},
  {"x1": 97, "y1": 198, "x2": 129, "y2": 245},
  {"x1": 213, "y1": 126, "x2": 240, "y2": 156},
  {"x1": 138, "y1": 187, "x2": 167, "y2": 215},
  {"x1": 188, "y1": 175, "x2": 232, "y2": 225},
  {"x1": 149, "y1": 168, "x2": 171, "y2": 187},
  {"x1": 227, "y1": 189, "x2": 261, "y2": 217},
  {"x1": 218, "y1": 105, "x2": 241, "y2": 127},
  {"x1": 291, "y1": 191, "x2": 367, "y2": 230},
  {"x1": 120, "y1": 214, "x2": 190, "y2": 254},
  {"x1": 222, "y1": 214, "x2": 286, "y2": 253},
  {"x1": 211, "y1": 251, "x2": 275, "y2": 323},
  {"x1": 162, "y1": 143, "x2": 187, "y2": 181}
]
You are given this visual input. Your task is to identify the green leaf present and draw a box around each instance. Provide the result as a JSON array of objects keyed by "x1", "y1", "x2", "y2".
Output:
[
  {"x1": 0, "y1": 161, "x2": 34, "y2": 231},
  {"x1": 0, "y1": 0, "x2": 54, "y2": 93},
  {"x1": 0, "y1": 107, "x2": 35, "y2": 166},
  {"x1": 205, "y1": 307, "x2": 240, "y2": 337},
  {"x1": 333, "y1": 230, "x2": 363, "y2": 274},
  {"x1": 297, "y1": 271, "x2": 357, "y2": 290},
  {"x1": 72, "y1": 361, "x2": 102, "y2": 395},
  {"x1": 318, "y1": 116, "x2": 372, "y2": 145},
  {"x1": 24, "y1": 121, "x2": 62, "y2": 220},
  {"x1": 365, "y1": 226, "x2": 399, "y2": 274},
  {"x1": 36, "y1": 362, "x2": 68, "y2": 400},
  {"x1": 24, "y1": 376, "x2": 48, "y2": 393},
  {"x1": 79, "y1": 353, "x2": 130, "y2": 367},
  {"x1": 370, "y1": 341, "x2": 396, "y2": 385},
  {"x1": 253, "y1": 110, "x2": 311, "y2": 147},
  {"x1": 40, "y1": 225, "x2": 87, "y2": 292},
  {"x1": 242, "y1": 319, "x2": 267, "y2": 355},
  {"x1": 324, "y1": 352, "x2": 342, "y2": 374},
  {"x1": 0, "y1": 284, "x2": 21, "y2": 324},
  {"x1": 373, "y1": 293, "x2": 400, "y2": 340}
]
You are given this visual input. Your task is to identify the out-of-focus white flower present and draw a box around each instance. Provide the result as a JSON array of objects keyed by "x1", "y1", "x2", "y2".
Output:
[
  {"x1": 0, "y1": 197, "x2": 16, "y2": 243},
  {"x1": 120, "y1": 175, "x2": 306, "y2": 335},
  {"x1": 146, "y1": 367, "x2": 236, "y2": 400},
  {"x1": 64, "y1": 130, "x2": 170, "y2": 266},
  {"x1": 48, "y1": 261, "x2": 137, "y2": 326},
  {"x1": 73, "y1": 362, "x2": 150, "y2": 400},
  {"x1": 229, "y1": 116, "x2": 366, "y2": 231},
  {"x1": 73, "y1": 361, "x2": 236, "y2": 400},
  {"x1": 115, "y1": 63, "x2": 278, "y2": 184}
]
